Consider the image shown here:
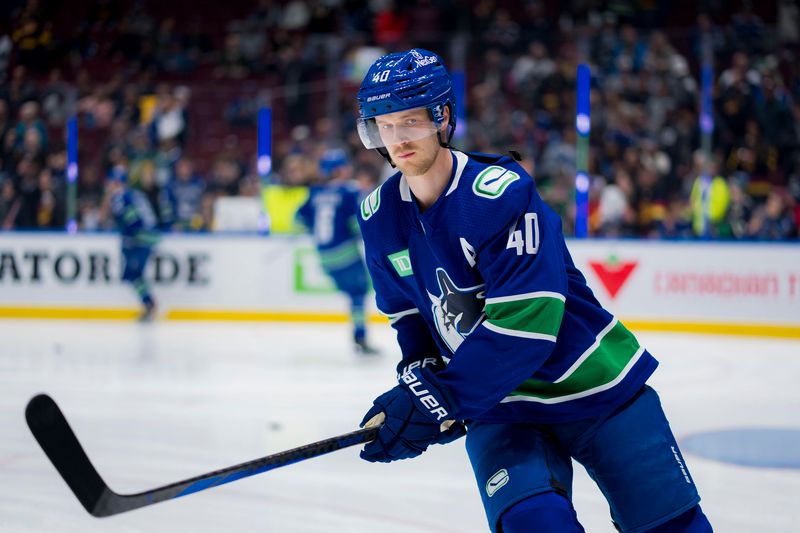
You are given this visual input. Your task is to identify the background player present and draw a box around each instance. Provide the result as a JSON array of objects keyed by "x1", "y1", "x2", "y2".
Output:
[
  {"x1": 295, "y1": 148, "x2": 379, "y2": 355},
  {"x1": 354, "y1": 49, "x2": 713, "y2": 532},
  {"x1": 104, "y1": 166, "x2": 160, "y2": 322}
]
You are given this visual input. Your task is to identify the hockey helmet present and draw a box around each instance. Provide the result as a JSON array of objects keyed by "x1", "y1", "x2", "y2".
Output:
[
  {"x1": 106, "y1": 164, "x2": 129, "y2": 184},
  {"x1": 356, "y1": 48, "x2": 456, "y2": 155},
  {"x1": 319, "y1": 148, "x2": 349, "y2": 178}
]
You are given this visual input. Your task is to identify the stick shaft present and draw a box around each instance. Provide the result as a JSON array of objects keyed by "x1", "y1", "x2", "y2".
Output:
[{"x1": 26, "y1": 394, "x2": 376, "y2": 517}]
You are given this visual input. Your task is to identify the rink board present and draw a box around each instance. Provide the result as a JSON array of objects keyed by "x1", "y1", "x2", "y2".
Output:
[{"x1": 0, "y1": 233, "x2": 798, "y2": 337}]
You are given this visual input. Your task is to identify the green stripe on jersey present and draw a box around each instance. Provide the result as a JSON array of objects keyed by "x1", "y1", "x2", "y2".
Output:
[
  {"x1": 484, "y1": 293, "x2": 564, "y2": 338},
  {"x1": 319, "y1": 241, "x2": 361, "y2": 270},
  {"x1": 134, "y1": 231, "x2": 160, "y2": 246},
  {"x1": 509, "y1": 319, "x2": 642, "y2": 401}
]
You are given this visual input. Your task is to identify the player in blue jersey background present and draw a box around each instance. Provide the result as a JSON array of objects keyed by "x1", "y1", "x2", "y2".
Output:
[
  {"x1": 354, "y1": 49, "x2": 712, "y2": 533},
  {"x1": 105, "y1": 166, "x2": 160, "y2": 322},
  {"x1": 295, "y1": 148, "x2": 379, "y2": 355}
]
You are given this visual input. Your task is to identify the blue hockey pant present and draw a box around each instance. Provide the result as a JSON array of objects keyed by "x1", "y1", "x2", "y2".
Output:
[
  {"x1": 122, "y1": 245, "x2": 154, "y2": 306},
  {"x1": 466, "y1": 386, "x2": 710, "y2": 532},
  {"x1": 326, "y1": 260, "x2": 369, "y2": 341}
]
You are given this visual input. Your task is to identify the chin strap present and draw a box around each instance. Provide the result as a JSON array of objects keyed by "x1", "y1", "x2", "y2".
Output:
[{"x1": 376, "y1": 147, "x2": 395, "y2": 168}]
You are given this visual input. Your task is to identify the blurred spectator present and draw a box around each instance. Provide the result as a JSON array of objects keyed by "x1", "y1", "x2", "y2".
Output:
[
  {"x1": 485, "y1": 9, "x2": 520, "y2": 54},
  {"x1": 0, "y1": 178, "x2": 19, "y2": 229},
  {"x1": 40, "y1": 68, "x2": 73, "y2": 127},
  {"x1": 3, "y1": 66, "x2": 38, "y2": 111},
  {"x1": 0, "y1": 99, "x2": 10, "y2": 149},
  {"x1": 689, "y1": 157, "x2": 730, "y2": 238},
  {"x1": 13, "y1": 156, "x2": 41, "y2": 228},
  {"x1": 45, "y1": 143, "x2": 67, "y2": 182},
  {"x1": 730, "y1": 3, "x2": 766, "y2": 54},
  {"x1": 14, "y1": 101, "x2": 47, "y2": 154},
  {"x1": 373, "y1": 1, "x2": 409, "y2": 49},
  {"x1": 754, "y1": 73, "x2": 796, "y2": 166},
  {"x1": 777, "y1": 0, "x2": 800, "y2": 45},
  {"x1": 214, "y1": 32, "x2": 249, "y2": 80},
  {"x1": 115, "y1": 85, "x2": 142, "y2": 127},
  {"x1": 353, "y1": 163, "x2": 381, "y2": 195},
  {"x1": 609, "y1": 24, "x2": 648, "y2": 75},
  {"x1": 77, "y1": 80, "x2": 120, "y2": 130},
  {"x1": 597, "y1": 168, "x2": 637, "y2": 237},
  {"x1": 0, "y1": 0, "x2": 795, "y2": 242},
  {"x1": 128, "y1": 128, "x2": 155, "y2": 186},
  {"x1": 725, "y1": 177, "x2": 755, "y2": 239},
  {"x1": 35, "y1": 166, "x2": 65, "y2": 228},
  {"x1": 11, "y1": 9, "x2": 54, "y2": 73},
  {"x1": 509, "y1": 41, "x2": 556, "y2": 101},
  {"x1": 150, "y1": 85, "x2": 189, "y2": 148},
  {"x1": 0, "y1": 34, "x2": 11, "y2": 82},
  {"x1": 539, "y1": 127, "x2": 577, "y2": 183},
  {"x1": 652, "y1": 198, "x2": 693, "y2": 239},
  {"x1": 164, "y1": 158, "x2": 205, "y2": 231},
  {"x1": 208, "y1": 156, "x2": 244, "y2": 196},
  {"x1": 281, "y1": 0, "x2": 311, "y2": 31},
  {"x1": 154, "y1": 18, "x2": 196, "y2": 74},
  {"x1": 691, "y1": 14, "x2": 728, "y2": 61},
  {"x1": 77, "y1": 165, "x2": 104, "y2": 224},
  {"x1": 747, "y1": 189, "x2": 796, "y2": 240}
]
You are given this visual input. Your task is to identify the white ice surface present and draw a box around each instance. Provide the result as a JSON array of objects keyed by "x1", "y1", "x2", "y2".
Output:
[{"x1": 1, "y1": 320, "x2": 799, "y2": 532}]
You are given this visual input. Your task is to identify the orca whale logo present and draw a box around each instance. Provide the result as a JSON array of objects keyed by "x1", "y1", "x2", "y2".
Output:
[{"x1": 427, "y1": 268, "x2": 485, "y2": 352}]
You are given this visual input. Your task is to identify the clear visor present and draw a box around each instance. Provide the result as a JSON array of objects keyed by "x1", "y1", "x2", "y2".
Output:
[{"x1": 357, "y1": 116, "x2": 441, "y2": 149}]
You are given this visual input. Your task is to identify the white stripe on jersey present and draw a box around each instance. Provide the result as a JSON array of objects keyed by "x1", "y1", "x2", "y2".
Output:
[
  {"x1": 482, "y1": 320, "x2": 557, "y2": 342},
  {"x1": 553, "y1": 317, "x2": 618, "y2": 383},
  {"x1": 485, "y1": 291, "x2": 566, "y2": 305},
  {"x1": 381, "y1": 307, "x2": 420, "y2": 324},
  {"x1": 500, "y1": 345, "x2": 646, "y2": 405},
  {"x1": 445, "y1": 151, "x2": 470, "y2": 196}
]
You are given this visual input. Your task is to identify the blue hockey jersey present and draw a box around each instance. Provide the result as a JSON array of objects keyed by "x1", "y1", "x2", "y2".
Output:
[
  {"x1": 296, "y1": 182, "x2": 364, "y2": 271},
  {"x1": 358, "y1": 150, "x2": 658, "y2": 423},
  {"x1": 110, "y1": 189, "x2": 160, "y2": 248}
]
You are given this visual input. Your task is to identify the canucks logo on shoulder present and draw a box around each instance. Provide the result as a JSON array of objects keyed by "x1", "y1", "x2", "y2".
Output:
[
  {"x1": 360, "y1": 184, "x2": 382, "y2": 221},
  {"x1": 428, "y1": 268, "x2": 485, "y2": 353}
]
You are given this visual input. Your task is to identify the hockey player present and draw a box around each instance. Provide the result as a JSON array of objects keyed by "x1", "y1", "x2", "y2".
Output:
[
  {"x1": 295, "y1": 148, "x2": 378, "y2": 355},
  {"x1": 354, "y1": 49, "x2": 712, "y2": 532},
  {"x1": 105, "y1": 166, "x2": 160, "y2": 321}
]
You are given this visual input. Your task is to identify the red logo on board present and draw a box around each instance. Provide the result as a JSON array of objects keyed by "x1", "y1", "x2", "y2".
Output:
[{"x1": 588, "y1": 258, "x2": 638, "y2": 299}]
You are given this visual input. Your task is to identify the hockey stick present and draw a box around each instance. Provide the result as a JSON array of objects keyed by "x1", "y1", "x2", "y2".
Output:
[{"x1": 25, "y1": 393, "x2": 377, "y2": 517}]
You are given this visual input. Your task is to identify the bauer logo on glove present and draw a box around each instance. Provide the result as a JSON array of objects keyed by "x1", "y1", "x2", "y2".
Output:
[{"x1": 400, "y1": 369, "x2": 449, "y2": 421}]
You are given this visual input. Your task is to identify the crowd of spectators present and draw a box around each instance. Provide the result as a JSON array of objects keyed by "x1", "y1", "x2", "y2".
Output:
[{"x1": 0, "y1": 0, "x2": 798, "y2": 239}]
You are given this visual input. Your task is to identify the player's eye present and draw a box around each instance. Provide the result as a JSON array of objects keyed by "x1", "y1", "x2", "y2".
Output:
[{"x1": 405, "y1": 119, "x2": 418, "y2": 127}]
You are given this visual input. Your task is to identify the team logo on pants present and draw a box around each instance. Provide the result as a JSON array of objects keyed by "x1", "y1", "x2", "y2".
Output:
[{"x1": 486, "y1": 469, "x2": 510, "y2": 497}]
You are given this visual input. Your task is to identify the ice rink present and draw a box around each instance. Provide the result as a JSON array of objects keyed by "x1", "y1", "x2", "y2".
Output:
[{"x1": 1, "y1": 319, "x2": 798, "y2": 532}]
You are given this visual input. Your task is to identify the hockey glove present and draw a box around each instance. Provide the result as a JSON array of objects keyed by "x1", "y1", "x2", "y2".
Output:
[{"x1": 360, "y1": 367, "x2": 465, "y2": 463}]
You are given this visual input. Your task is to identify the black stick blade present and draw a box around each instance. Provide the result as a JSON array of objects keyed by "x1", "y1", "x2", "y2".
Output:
[
  {"x1": 25, "y1": 394, "x2": 113, "y2": 517},
  {"x1": 26, "y1": 393, "x2": 379, "y2": 518}
]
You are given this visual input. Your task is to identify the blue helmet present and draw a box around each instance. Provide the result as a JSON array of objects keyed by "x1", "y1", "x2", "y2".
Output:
[
  {"x1": 106, "y1": 164, "x2": 128, "y2": 184},
  {"x1": 319, "y1": 148, "x2": 349, "y2": 178},
  {"x1": 356, "y1": 48, "x2": 456, "y2": 160}
]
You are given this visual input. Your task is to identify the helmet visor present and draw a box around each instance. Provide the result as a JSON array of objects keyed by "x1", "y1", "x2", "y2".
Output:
[{"x1": 357, "y1": 116, "x2": 441, "y2": 149}]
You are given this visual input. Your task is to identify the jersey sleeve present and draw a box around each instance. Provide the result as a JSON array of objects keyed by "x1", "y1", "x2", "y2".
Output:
[
  {"x1": 374, "y1": 264, "x2": 444, "y2": 374},
  {"x1": 345, "y1": 187, "x2": 362, "y2": 238},
  {"x1": 294, "y1": 196, "x2": 312, "y2": 231},
  {"x1": 357, "y1": 189, "x2": 442, "y2": 375},
  {"x1": 436, "y1": 180, "x2": 569, "y2": 420},
  {"x1": 118, "y1": 193, "x2": 145, "y2": 234}
]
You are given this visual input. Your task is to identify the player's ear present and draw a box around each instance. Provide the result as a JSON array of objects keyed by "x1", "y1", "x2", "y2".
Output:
[{"x1": 441, "y1": 104, "x2": 451, "y2": 133}]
